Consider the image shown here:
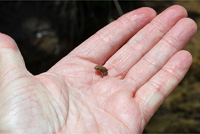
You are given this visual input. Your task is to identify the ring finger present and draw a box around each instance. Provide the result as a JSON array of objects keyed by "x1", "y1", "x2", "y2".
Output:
[{"x1": 105, "y1": 5, "x2": 187, "y2": 78}]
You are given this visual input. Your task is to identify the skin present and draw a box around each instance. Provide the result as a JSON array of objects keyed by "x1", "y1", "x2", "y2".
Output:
[{"x1": 0, "y1": 5, "x2": 197, "y2": 134}]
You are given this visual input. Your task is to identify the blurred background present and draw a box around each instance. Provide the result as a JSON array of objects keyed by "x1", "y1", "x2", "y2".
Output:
[{"x1": 0, "y1": 1, "x2": 199, "y2": 133}]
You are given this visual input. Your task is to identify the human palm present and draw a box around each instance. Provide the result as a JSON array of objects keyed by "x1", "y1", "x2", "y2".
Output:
[{"x1": 0, "y1": 5, "x2": 197, "y2": 134}]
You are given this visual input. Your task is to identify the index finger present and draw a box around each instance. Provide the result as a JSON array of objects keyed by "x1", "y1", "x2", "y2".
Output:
[{"x1": 69, "y1": 7, "x2": 156, "y2": 65}]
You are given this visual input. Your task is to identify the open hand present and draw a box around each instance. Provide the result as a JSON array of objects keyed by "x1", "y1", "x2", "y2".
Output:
[{"x1": 0, "y1": 5, "x2": 197, "y2": 134}]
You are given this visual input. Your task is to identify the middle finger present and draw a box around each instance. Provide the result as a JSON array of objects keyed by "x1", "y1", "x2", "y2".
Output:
[{"x1": 105, "y1": 5, "x2": 187, "y2": 78}]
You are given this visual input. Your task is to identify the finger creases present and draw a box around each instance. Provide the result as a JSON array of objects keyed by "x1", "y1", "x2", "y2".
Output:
[
  {"x1": 106, "y1": 5, "x2": 188, "y2": 78},
  {"x1": 0, "y1": 33, "x2": 26, "y2": 72},
  {"x1": 69, "y1": 7, "x2": 156, "y2": 65},
  {"x1": 125, "y1": 17, "x2": 197, "y2": 89},
  {"x1": 135, "y1": 50, "x2": 192, "y2": 122}
]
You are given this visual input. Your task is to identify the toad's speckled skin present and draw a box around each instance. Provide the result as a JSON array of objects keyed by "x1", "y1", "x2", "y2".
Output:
[{"x1": 94, "y1": 65, "x2": 108, "y2": 77}]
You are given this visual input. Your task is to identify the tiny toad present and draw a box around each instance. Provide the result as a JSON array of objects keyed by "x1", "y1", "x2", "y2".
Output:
[{"x1": 94, "y1": 65, "x2": 108, "y2": 77}]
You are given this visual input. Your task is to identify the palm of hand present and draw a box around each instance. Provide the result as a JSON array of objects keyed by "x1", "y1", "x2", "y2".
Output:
[
  {"x1": 1, "y1": 59, "x2": 141, "y2": 133},
  {"x1": 43, "y1": 60, "x2": 145, "y2": 133},
  {"x1": 0, "y1": 5, "x2": 197, "y2": 134}
]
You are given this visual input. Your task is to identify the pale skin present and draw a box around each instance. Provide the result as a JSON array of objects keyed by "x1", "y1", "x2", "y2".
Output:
[{"x1": 0, "y1": 5, "x2": 197, "y2": 134}]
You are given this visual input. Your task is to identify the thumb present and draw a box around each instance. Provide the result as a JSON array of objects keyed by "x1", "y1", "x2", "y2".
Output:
[{"x1": 0, "y1": 33, "x2": 26, "y2": 74}]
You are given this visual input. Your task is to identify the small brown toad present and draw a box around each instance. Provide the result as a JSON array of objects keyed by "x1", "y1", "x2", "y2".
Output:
[{"x1": 94, "y1": 65, "x2": 108, "y2": 77}]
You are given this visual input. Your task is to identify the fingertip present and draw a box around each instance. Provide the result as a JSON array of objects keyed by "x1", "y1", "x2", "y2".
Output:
[
  {"x1": 168, "y1": 5, "x2": 188, "y2": 17},
  {"x1": 141, "y1": 7, "x2": 157, "y2": 19},
  {"x1": 169, "y1": 50, "x2": 193, "y2": 71},
  {"x1": 178, "y1": 17, "x2": 197, "y2": 32},
  {"x1": 137, "y1": 7, "x2": 157, "y2": 17},
  {"x1": 178, "y1": 50, "x2": 193, "y2": 66},
  {"x1": 121, "y1": 7, "x2": 157, "y2": 23},
  {"x1": 184, "y1": 17, "x2": 198, "y2": 34}
]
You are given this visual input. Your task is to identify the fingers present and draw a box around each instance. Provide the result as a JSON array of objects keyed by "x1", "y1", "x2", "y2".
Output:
[
  {"x1": 0, "y1": 33, "x2": 26, "y2": 74},
  {"x1": 105, "y1": 5, "x2": 188, "y2": 78},
  {"x1": 69, "y1": 7, "x2": 156, "y2": 65},
  {"x1": 134, "y1": 50, "x2": 192, "y2": 123},
  {"x1": 125, "y1": 17, "x2": 197, "y2": 89}
]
